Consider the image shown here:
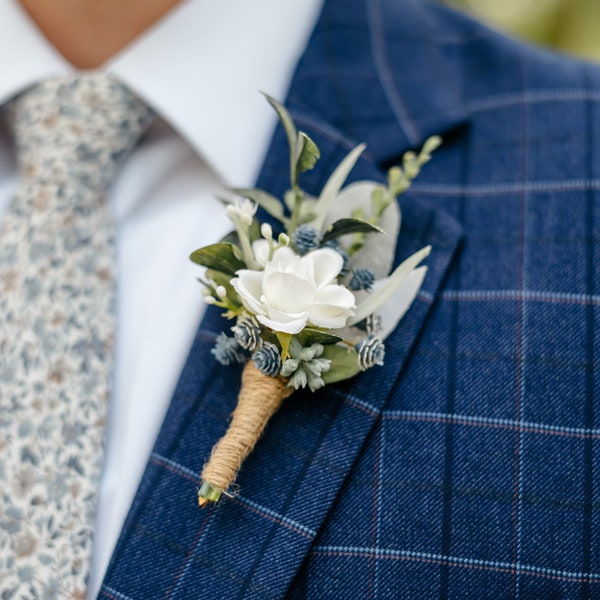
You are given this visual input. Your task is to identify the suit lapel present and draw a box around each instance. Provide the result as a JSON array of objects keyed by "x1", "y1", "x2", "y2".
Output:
[{"x1": 101, "y1": 0, "x2": 468, "y2": 597}]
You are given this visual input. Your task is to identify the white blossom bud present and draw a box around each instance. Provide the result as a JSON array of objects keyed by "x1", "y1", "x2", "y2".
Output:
[{"x1": 261, "y1": 223, "x2": 273, "y2": 240}]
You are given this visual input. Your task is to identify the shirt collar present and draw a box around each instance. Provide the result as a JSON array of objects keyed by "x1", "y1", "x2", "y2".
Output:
[
  {"x1": 0, "y1": 1, "x2": 71, "y2": 101},
  {"x1": 0, "y1": 0, "x2": 323, "y2": 186}
]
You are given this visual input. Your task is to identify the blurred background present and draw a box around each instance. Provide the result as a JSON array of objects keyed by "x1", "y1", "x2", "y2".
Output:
[{"x1": 441, "y1": 0, "x2": 600, "y2": 62}]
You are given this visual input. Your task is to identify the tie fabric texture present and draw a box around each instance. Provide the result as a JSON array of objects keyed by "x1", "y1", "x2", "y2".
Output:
[{"x1": 0, "y1": 74, "x2": 153, "y2": 597}]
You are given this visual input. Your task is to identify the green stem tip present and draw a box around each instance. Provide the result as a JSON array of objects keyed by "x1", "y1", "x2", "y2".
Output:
[{"x1": 198, "y1": 480, "x2": 223, "y2": 508}]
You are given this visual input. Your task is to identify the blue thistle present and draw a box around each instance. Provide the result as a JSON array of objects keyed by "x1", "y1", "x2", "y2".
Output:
[
  {"x1": 252, "y1": 342, "x2": 282, "y2": 377},
  {"x1": 322, "y1": 239, "x2": 350, "y2": 276},
  {"x1": 349, "y1": 267, "x2": 376, "y2": 292},
  {"x1": 292, "y1": 224, "x2": 320, "y2": 254},
  {"x1": 354, "y1": 313, "x2": 382, "y2": 334},
  {"x1": 355, "y1": 334, "x2": 385, "y2": 371},
  {"x1": 212, "y1": 333, "x2": 246, "y2": 366},
  {"x1": 231, "y1": 314, "x2": 262, "y2": 351}
]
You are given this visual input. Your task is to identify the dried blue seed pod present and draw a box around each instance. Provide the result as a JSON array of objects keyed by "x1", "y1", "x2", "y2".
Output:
[
  {"x1": 212, "y1": 333, "x2": 247, "y2": 366},
  {"x1": 349, "y1": 267, "x2": 376, "y2": 292},
  {"x1": 356, "y1": 333, "x2": 385, "y2": 371},
  {"x1": 252, "y1": 342, "x2": 282, "y2": 377},
  {"x1": 232, "y1": 314, "x2": 262, "y2": 351},
  {"x1": 292, "y1": 224, "x2": 320, "y2": 255}
]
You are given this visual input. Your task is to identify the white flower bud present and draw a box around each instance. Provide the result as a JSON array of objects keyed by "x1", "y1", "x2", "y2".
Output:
[
  {"x1": 216, "y1": 285, "x2": 227, "y2": 298},
  {"x1": 261, "y1": 223, "x2": 273, "y2": 240},
  {"x1": 278, "y1": 233, "x2": 290, "y2": 246},
  {"x1": 204, "y1": 296, "x2": 216, "y2": 305}
]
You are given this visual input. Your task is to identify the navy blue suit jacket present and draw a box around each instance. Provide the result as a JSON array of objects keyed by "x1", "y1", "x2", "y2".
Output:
[{"x1": 101, "y1": 0, "x2": 600, "y2": 597}]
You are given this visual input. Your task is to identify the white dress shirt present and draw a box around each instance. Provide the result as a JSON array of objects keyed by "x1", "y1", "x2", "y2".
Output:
[{"x1": 0, "y1": 1, "x2": 323, "y2": 595}]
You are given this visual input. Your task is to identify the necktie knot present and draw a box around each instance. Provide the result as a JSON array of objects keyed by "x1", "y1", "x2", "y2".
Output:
[{"x1": 7, "y1": 72, "x2": 154, "y2": 193}]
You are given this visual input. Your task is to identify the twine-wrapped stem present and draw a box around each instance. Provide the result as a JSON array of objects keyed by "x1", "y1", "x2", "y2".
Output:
[{"x1": 198, "y1": 360, "x2": 293, "y2": 507}]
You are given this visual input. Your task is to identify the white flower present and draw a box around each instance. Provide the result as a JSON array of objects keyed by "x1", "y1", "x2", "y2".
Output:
[
  {"x1": 232, "y1": 246, "x2": 355, "y2": 334},
  {"x1": 225, "y1": 198, "x2": 257, "y2": 227}
]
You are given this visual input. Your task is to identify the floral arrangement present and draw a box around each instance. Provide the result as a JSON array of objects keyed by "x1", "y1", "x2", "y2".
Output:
[{"x1": 191, "y1": 95, "x2": 440, "y2": 507}]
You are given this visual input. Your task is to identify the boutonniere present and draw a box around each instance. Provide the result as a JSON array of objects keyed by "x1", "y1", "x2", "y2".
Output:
[{"x1": 191, "y1": 95, "x2": 440, "y2": 507}]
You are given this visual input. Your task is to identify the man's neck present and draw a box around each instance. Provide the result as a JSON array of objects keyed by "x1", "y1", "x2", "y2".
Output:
[{"x1": 19, "y1": 0, "x2": 182, "y2": 69}]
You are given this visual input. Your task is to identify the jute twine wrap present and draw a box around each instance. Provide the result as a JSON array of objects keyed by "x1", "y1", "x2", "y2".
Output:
[{"x1": 201, "y1": 361, "x2": 293, "y2": 497}]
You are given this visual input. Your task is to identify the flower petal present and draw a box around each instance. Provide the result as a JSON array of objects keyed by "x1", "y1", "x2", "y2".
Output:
[
  {"x1": 257, "y1": 313, "x2": 308, "y2": 334},
  {"x1": 263, "y1": 271, "x2": 315, "y2": 313},
  {"x1": 307, "y1": 303, "x2": 353, "y2": 329},
  {"x1": 232, "y1": 271, "x2": 266, "y2": 315},
  {"x1": 270, "y1": 246, "x2": 299, "y2": 268},
  {"x1": 315, "y1": 284, "x2": 356, "y2": 309},
  {"x1": 306, "y1": 248, "x2": 343, "y2": 288}
]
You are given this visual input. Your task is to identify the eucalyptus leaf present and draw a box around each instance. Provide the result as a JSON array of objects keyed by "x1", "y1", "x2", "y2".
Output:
[
  {"x1": 347, "y1": 245, "x2": 431, "y2": 326},
  {"x1": 311, "y1": 143, "x2": 366, "y2": 231},
  {"x1": 321, "y1": 345, "x2": 360, "y2": 384},
  {"x1": 296, "y1": 197, "x2": 318, "y2": 225},
  {"x1": 296, "y1": 132, "x2": 320, "y2": 175},
  {"x1": 321, "y1": 218, "x2": 384, "y2": 243},
  {"x1": 189, "y1": 243, "x2": 246, "y2": 275},
  {"x1": 376, "y1": 266, "x2": 428, "y2": 341},
  {"x1": 284, "y1": 190, "x2": 296, "y2": 212},
  {"x1": 263, "y1": 94, "x2": 298, "y2": 183},
  {"x1": 296, "y1": 329, "x2": 344, "y2": 347},
  {"x1": 232, "y1": 188, "x2": 287, "y2": 225}
]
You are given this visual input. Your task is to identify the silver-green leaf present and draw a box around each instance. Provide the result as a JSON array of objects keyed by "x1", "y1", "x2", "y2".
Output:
[
  {"x1": 263, "y1": 93, "x2": 298, "y2": 183},
  {"x1": 311, "y1": 143, "x2": 366, "y2": 231},
  {"x1": 321, "y1": 345, "x2": 360, "y2": 384},
  {"x1": 347, "y1": 245, "x2": 431, "y2": 326}
]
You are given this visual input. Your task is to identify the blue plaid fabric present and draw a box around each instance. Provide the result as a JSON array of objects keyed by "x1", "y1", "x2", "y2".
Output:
[{"x1": 101, "y1": 0, "x2": 600, "y2": 598}]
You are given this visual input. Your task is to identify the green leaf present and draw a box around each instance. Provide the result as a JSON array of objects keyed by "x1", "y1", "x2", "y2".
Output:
[
  {"x1": 295, "y1": 132, "x2": 320, "y2": 175},
  {"x1": 311, "y1": 144, "x2": 366, "y2": 231},
  {"x1": 263, "y1": 93, "x2": 298, "y2": 184},
  {"x1": 347, "y1": 245, "x2": 431, "y2": 326},
  {"x1": 296, "y1": 329, "x2": 343, "y2": 347},
  {"x1": 232, "y1": 188, "x2": 287, "y2": 225},
  {"x1": 321, "y1": 345, "x2": 360, "y2": 384},
  {"x1": 189, "y1": 243, "x2": 246, "y2": 275},
  {"x1": 321, "y1": 217, "x2": 384, "y2": 243}
]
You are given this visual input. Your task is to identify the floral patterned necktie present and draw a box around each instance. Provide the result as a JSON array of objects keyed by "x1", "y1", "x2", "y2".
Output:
[{"x1": 0, "y1": 74, "x2": 154, "y2": 597}]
